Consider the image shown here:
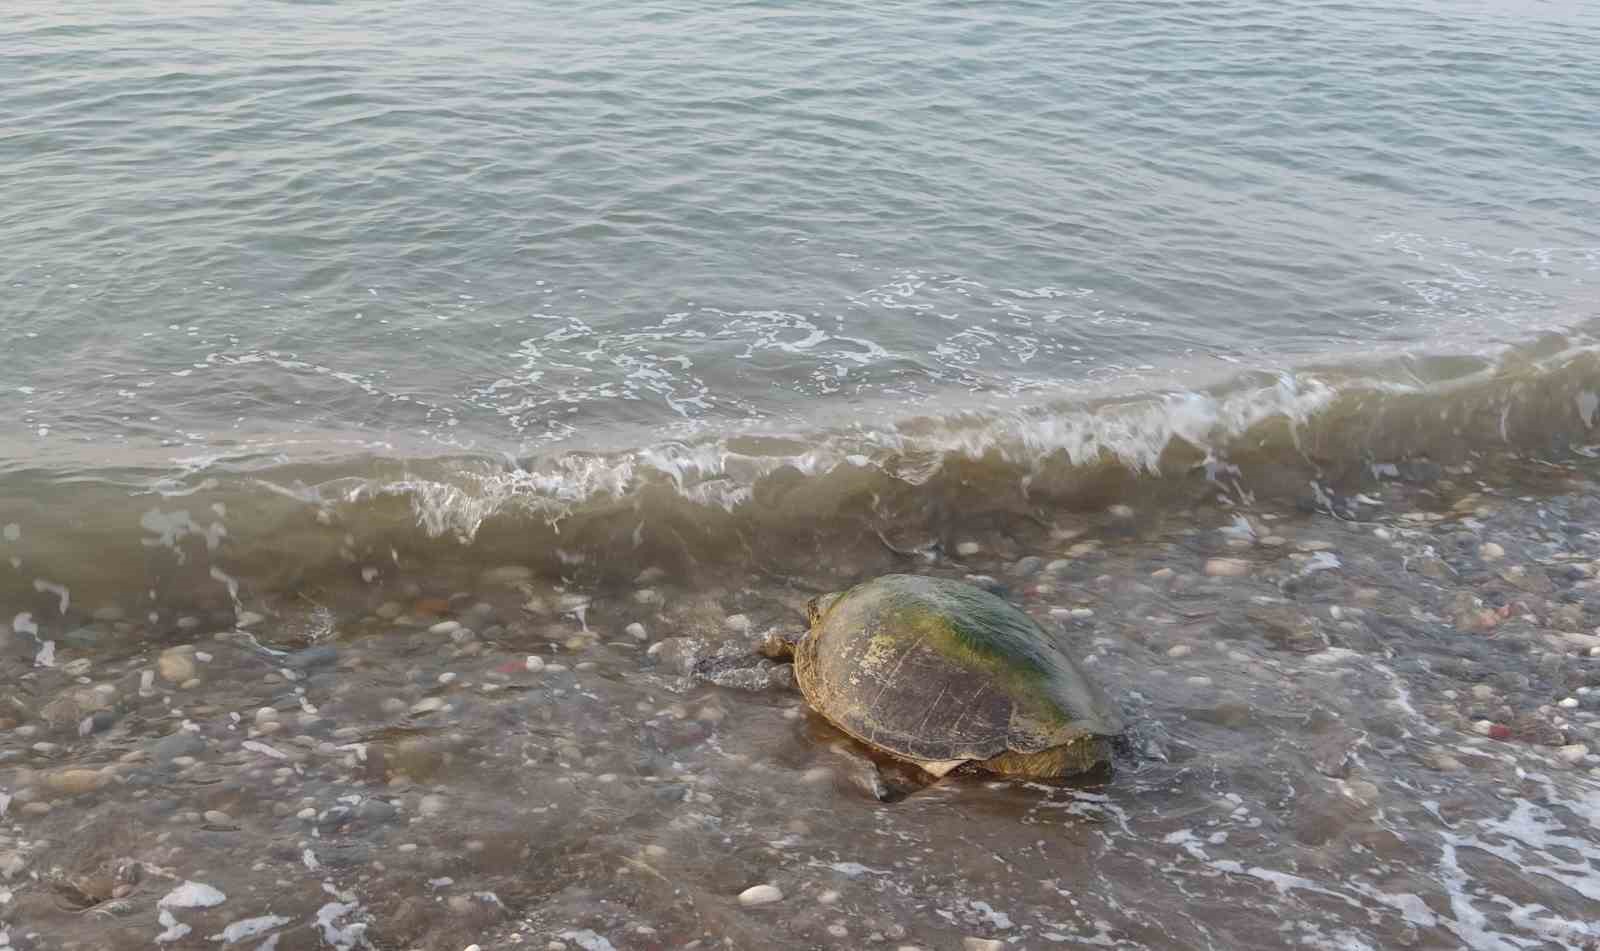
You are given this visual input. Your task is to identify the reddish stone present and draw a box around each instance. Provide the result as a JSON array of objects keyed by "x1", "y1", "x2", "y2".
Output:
[
  {"x1": 1488, "y1": 724, "x2": 1512, "y2": 741},
  {"x1": 414, "y1": 598, "x2": 450, "y2": 616},
  {"x1": 494, "y1": 660, "x2": 525, "y2": 674}
]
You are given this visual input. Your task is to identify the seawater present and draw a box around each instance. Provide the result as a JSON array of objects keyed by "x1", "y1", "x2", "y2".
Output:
[{"x1": 3, "y1": 1, "x2": 1600, "y2": 948}]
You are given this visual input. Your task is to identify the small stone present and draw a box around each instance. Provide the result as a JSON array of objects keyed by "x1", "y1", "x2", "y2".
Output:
[
  {"x1": 956, "y1": 541, "x2": 981, "y2": 557},
  {"x1": 1203, "y1": 558, "x2": 1252, "y2": 578},
  {"x1": 524, "y1": 655, "x2": 546, "y2": 673},
  {"x1": 429, "y1": 620, "x2": 462, "y2": 636},
  {"x1": 1046, "y1": 559, "x2": 1072, "y2": 575},
  {"x1": 964, "y1": 940, "x2": 1004, "y2": 951},
  {"x1": 1186, "y1": 676, "x2": 1214, "y2": 688},
  {"x1": 1488, "y1": 723, "x2": 1512, "y2": 740},
  {"x1": 1010, "y1": 556, "x2": 1043, "y2": 578},
  {"x1": 376, "y1": 601, "x2": 405, "y2": 620},
  {"x1": 1479, "y1": 543, "x2": 1505, "y2": 561},
  {"x1": 1471, "y1": 684, "x2": 1496, "y2": 701},
  {"x1": 92, "y1": 605, "x2": 125, "y2": 622},
  {"x1": 297, "y1": 807, "x2": 317, "y2": 820},
  {"x1": 738, "y1": 884, "x2": 783, "y2": 906},
  {"x1": 625, "y1": 622, "x2": 648, "y2": 641},
  {"x1": 203, "y1": 810, "x2": 232, "y2": 825},
  {"x1": 419, "y1": 793, "x2": 448, "y2": 817},
  {"x1": 1150, "y1": 567, "x2": 1175, "y2": 580},
  {"x1": 158, "y1": 649, "x2": 196, "y2": 683},
  {"x1": 724, "y1": 614, "x2": 751, "y2": 634},
  {"x1": 1166, "y1": 645, "x2": 1192, "y2": 658},
  {"x1": 410, "y1": 697, "x2": 447, "y2": 715},
  {"x1": 45, "y1": 769, "x2": 106, "y2": 796},
  {"x1": 1556, "y1": 743, "x2": 1588, "y2": 764},
  {"x1": 817, "y1": 889, "x2": 840, "y2": 905},
  {"x1": 1558, "y1": 697, "x2": 1579, "y2": 709}
]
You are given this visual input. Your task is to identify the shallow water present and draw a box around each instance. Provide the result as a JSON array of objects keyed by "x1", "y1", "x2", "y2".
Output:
[
  {"x1": 4, "y1": 452, "x2": 1600, "y2": 950},
  {"x1": 5, "y1": 0, "x2": 1600, "y2": 948}
]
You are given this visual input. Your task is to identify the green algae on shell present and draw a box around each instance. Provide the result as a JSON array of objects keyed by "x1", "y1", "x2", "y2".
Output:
[{"x1": 793, "y1": 574, "x2": 1122, "y2": 778}]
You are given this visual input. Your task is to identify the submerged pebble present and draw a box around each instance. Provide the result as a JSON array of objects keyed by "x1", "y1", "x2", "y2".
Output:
[{"x1": 738, "y1": 884, "x2": 783, "y2": 906}]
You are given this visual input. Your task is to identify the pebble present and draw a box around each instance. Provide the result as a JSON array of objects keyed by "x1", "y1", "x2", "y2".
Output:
[
  {"x1": 419, "y1": 794, "x2": 448, "y2": 817},
  {"x1": 44, "y1": 769, "x2": 106, "y2": 796},
  {"x1": 1558, "y1": 697, "x2": 1579, "y2": 709},
  {"x1": 625, "y1": 622, "x2": 648, "y2": 641},
  {"x1": 376, "y1": 601, "x2": 404, "y2": 620},
  {"x1": 738, "y1": 884, "x2": 783, "y2": 906},
  {"x1": 1471, "y1": 684, "x2": 1496, "y2": 701},
  {"x1": 956, "y1": 541, "x2": 982, "y2": 557},
  {"x1": 1186, "y1": 676, "x2": 1214, "y2": 688},
  {"x1": 1556, "y1": 743, "x2": 1588, "y2": 764},
  {"x1": 724, "y1": 614, "x2": 751, "y2": 634},
  {"x1": 1203, "y1": 558, "x2": 1251, "y2": 577},
  {"x1": 1166, "y1": 645, "x2": 1192, "y2": 658},
  {"x1": 410, "y1": 697, "x2": 448, "y2": 715},
  {"x1": 524, "y1": 655, "x2": 546, "y2": 673},
  {"x1": 429, "y1": 620, "x2": 463, "y2": 636},
  {"x1": 1011, "y1": 556, "x2": 1043, "y2": 577},
  {"x1": 964, "y1": 940, "x2": 1004, "y2": 951},
  {"x1": 203, "y1": 810, "x2": 232, "y2": 825},
  {"x1": 158, "y1": 649, "x2": 196, "y2": 683},
  {"x1": 1480, "y1": 542, "x2": 1505, "y2": 561},
  {"x1": 1045, "y1": 559, "x2": 1072, "y2": 575}
]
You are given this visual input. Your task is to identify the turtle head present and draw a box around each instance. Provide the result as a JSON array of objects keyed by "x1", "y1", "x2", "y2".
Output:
[{"x1": 805, "y1": 592, "x2": 843, "y2": 627}]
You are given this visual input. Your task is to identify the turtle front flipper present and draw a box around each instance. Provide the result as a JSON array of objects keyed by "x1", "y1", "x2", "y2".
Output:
[{"x1": 759, "y1": 629, "x2": 802, "y2": 661}]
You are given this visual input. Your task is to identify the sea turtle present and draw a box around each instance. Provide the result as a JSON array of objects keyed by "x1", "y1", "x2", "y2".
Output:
[{"x1": 764, "y1": 573, "x2": 1123, "y2": 780}]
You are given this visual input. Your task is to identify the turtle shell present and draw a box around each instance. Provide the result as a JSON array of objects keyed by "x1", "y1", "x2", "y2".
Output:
[{"x1": 793, "y1": 574, "x2": 1122, "y2": 766}]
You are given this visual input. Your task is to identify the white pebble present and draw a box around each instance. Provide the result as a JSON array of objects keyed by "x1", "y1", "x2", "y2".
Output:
[
  {"x1": 1558, "y1": 697, "x2": 1579, "y2": 709},
  {"x1": 1166, "y1": 645, "x2": 1192, "y2": 658},
  {"x1": 410, "y1": 697, "x2": 447, "y2": 715},
  {"x1": 956, "y1": 541, "x2": 982, "y2": 557},
  {"x1": 625, "y1": 622, "x2": 648, "y2": 641},
  {"x1": 1479, "y1": 542, "x2": 1505, "y2": 561},
  {"x1": 525, "y1": 655, "x2": 546, "y2": 673},
  {"x1": 418, "y1": 794, "x2": 448, "y2": 817},
  {"x1": 1557, "y1": 743, "x2": 1589, "y2": 764},
  {"x1": 724, "y1": 614, "x2": 751, "y2": 633},
  {"x1": 738, "y1": 884, "x2": 783, "y2": 906},
  {"x1": 429, "y1": 620, "x2": 462, "y2": 636}
]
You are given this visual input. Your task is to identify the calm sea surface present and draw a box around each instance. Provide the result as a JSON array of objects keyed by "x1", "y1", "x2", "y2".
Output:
[{"x1": 4, "y1": 0, "x2": 1598, "y2": 464}]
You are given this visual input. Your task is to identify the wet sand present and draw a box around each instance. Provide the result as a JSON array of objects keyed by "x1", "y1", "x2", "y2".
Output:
[{"x1": 4, "y1": 453, "x2": 1600, "y2": 951}]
